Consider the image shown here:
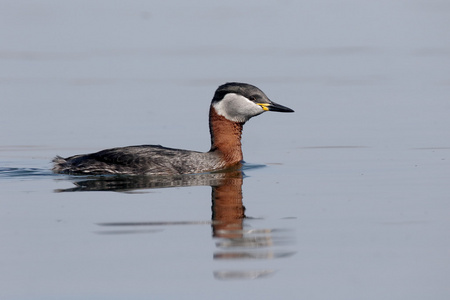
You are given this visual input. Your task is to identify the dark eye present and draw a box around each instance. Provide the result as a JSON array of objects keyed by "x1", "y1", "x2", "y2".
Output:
[{"x1": 249, "y1": 95, "x2": 257, "y2": 101}]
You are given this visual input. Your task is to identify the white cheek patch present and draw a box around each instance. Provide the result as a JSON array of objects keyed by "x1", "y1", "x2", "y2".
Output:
[{"x1": 213, "y1": 93, "x2": 264, "y2": 122}]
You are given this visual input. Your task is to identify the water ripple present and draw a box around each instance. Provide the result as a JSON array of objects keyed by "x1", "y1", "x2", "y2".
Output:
[{"x1": 0, "y1": 167, "x2": 54, "y2": 179}]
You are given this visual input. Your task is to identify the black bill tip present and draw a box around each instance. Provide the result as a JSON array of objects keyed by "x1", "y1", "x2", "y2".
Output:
[{"x1": 267, "y1": 101, "x2": 294, "y2": 113}]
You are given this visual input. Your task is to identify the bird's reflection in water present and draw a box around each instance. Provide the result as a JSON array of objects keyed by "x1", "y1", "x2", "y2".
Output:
[
  {"x1": 210, "y1": 171, "x2": 295, "y2": 280},
  {"x1": 55, "y1": 165, "x2": 295, "y2": 280}
]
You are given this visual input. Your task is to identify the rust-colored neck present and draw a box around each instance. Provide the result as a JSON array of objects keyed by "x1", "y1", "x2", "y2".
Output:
[{"x1": 209, "y1": 106, "x2": 244, "y2": 167}]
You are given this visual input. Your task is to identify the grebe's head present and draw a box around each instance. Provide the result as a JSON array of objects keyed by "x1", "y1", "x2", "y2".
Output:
[{"x1": 211, "y1": 82, "x2": 294, "y2": 123}]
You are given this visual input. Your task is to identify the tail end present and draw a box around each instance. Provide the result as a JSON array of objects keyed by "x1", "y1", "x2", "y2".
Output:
[{"x1": 52, "y1": 155, "x2": 67, "y2": 174}]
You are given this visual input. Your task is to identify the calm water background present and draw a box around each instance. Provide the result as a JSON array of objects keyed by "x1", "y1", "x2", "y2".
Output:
[{"x1": 1, "y1": 1, "x2": 450, "y2": 299}]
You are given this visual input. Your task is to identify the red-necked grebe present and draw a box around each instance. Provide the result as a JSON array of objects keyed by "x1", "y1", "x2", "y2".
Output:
[{"x1": 52, "y1": 82, "x2": 294, "y2": 175}]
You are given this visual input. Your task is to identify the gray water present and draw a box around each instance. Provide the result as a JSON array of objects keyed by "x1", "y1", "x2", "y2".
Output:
[{"x1": 1, "y1": 1, "x2": 450, "y2": 299}]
